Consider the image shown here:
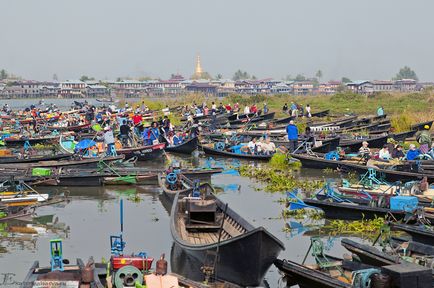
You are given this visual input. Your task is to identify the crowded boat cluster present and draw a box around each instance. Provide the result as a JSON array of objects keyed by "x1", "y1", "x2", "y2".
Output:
[{"x1": 1, "y1": 97, "x2": 434, "y2": 288}]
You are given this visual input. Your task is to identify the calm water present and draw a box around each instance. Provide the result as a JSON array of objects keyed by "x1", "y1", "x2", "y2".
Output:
[
  {"x1": 0, "y1": 155, "x2": 358, "y2": 287},
  {"x1": 0, "y1": 98, "x2": 148, "y2": 109}
]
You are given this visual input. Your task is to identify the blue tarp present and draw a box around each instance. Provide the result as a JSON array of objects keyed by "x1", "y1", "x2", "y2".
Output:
[{"x1": 75, "y1": 139, "x2": 96, "y2": 150}]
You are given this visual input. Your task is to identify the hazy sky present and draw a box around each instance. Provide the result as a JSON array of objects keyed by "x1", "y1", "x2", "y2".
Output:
[{"x1": 1, "y1": 0, "x2": 433, "y2": 81}]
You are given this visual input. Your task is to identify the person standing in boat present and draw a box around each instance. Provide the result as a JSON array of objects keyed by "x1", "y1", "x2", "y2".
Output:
[
  {"x1": 189, "y1": 119, "x2": 200, "y2": 139},
  {"x1": 305, "y1": 104, "x2": 312, "y2": 118},
  {"x1": 119, "y1": 120, "x2": 131, "y2": 147},
  {"x1": 377, "y1": 106, "x2": 384, "y2": 117},
  {"x1": 103, "y1": 126, "x2": 115, "y2": 156},
  {"x1": 286, "y1": 120, "x2": 298, "y2": 152},
  {"x1": 263, "y1": 102, "x2": 269, "y2": 114},
  {"x1": 233, "y1": 102, "x2": 240, "y2": 113},
  {"x1": 290, "y1": 102, "x2": 298, "y2": 117},
  {"x1": 150, "y1": 122, "x2": 160, "y2": 144},
  {"x1": 282, "y1": 103, "x2": 288, "y2": 114},
  {"x1": 244, "y1": 105, "x2": 250, "y2": 114},
  {"x1": 416, "y1": 125, "x2": 432, "y2": 154}
]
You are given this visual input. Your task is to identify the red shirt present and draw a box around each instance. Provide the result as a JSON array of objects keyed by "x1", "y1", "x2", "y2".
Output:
[
  {"x1": 132, "y1": 114, "x2": 143, "y2": 125},
  {"x1": 250, "y1": 105, "x2": 257, "y2": 113}
]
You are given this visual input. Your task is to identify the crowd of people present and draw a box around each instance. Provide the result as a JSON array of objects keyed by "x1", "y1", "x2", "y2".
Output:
[
  {"x1": 359, "y1": 125, "x2": 434, "y2": 161},
  {"x1": 246, "y1": 137, "x2": 276, "y2": 155},
  {"x1": 282, "y1": 102, "x2": 312, "y2": 118}
]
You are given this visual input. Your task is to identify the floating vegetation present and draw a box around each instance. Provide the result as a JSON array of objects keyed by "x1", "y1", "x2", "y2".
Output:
[
  {"x1": 282, "y1": 208, "x2": 324, "y2": 220},
  {"x1": 322, "y1": 168, "x2": 336, "y2": 175},
  {"x1": 269, "y1": 153, "x2": 301, "y2": 170},
  {"x1": 320, "y1": 216, "x2": 385, "y2": 238},
  {"x1": 239, "y1": 165, "x2": 322, "y2": 193}
]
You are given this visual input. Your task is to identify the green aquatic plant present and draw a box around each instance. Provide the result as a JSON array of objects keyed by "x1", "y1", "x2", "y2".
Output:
[
  {"x1": 321, "y1": 216, "x2": 385, "y2": 239},
  {"x1": 239, "y1": 165, "x2": 322, "y2": 193},
  {"x1": 269, "y1": 153, "x2": 301, "y2": 170},
  {"x1": 282, "y1": 208, "x2": 324, "y2": 220}
]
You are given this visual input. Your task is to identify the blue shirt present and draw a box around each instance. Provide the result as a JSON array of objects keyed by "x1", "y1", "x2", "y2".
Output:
[
  {"x1": 286, "y1": 124, "x2": 298, "y2": 140},
  {"x1": 406, "y1": 149, "x2": 420, "y2": 160},
  {"x1": 173, "y1": 135, "x2": 183, "y2": 145},
  {"x1": 150, "y1": 128, "x2": 159, "y2": 141}
]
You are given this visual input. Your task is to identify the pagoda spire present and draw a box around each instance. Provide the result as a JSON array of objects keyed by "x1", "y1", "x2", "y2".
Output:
[{"x1": 194, "y1": 54, "x2": 203, "y2": 78}]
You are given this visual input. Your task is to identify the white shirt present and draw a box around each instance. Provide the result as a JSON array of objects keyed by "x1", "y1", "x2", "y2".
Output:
[{"x1": 244, "y1": 106, "x2": 250, "y2": 114}]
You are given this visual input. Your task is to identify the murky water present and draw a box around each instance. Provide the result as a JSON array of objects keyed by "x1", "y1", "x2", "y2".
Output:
[{"x1": 0, "y1": 155, "x2": 359, "y2": 287}]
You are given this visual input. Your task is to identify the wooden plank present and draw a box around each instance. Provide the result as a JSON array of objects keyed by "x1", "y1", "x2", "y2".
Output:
[{"x1": 223, "y1": 221, "x2": 242, "y2": 238}]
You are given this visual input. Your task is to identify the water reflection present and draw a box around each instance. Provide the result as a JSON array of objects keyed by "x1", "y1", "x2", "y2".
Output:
[{"x1": 0, "y1": 154, "x2": 347, "y2": 287}]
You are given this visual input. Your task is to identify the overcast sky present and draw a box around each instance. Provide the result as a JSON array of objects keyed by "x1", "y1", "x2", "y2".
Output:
[{"x1": 1, "y1": 0, "x2": 433, "y2": 81}]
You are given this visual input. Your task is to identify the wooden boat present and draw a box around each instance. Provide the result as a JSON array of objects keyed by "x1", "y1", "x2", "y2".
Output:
[
  {"x1": 228, "y1": 112, "x2": 275, "y2": 126},
  {"x1": 227, "y1": 112, "x2": 255, "y2": 121},
  {"x1": 200, "y1": 144, "x2": 273, "y2": 160},
  {"x1": 170, "y1": 191, "x2": 285, "y2": 286},
  {"x1": 46, "y1": 123, "x2": 91, "y2": 132},
  {"x1": 339, "y1": 135, "x2": 388, "y2": 152},
  {"x1": 275, "y1": 258, "x2": 351, "y2": 288},
  {"x1": 4, "y1": 135, "x2": 60, "y2": 146},
  {"x1": 1, "y1": 191, "x2": 49, "y2": 206},
  {"x1": 0, "y1": 155, "x2": 125, "y2": 169},
  {"x1": 158, "y1": 174, "x2": 214, "y2": 203},
  {"x1": 390, "y1": 223, "x2": 434, "y2": 246},
  {"x1": 291, "y1": 153, "x2": 434, "y2": 182},
  {"x1": 341, "y1": 238, "x2": 434, "y2": 270},
  {"x1": 302, "y1": 198, "x2": 411, "y2": 221},
  {"x1": 311, "y1": 109, "x2": 330, "y2": 117},
  {"x1": 117, "y1": 143, "x2": 165, "y2": 161},
  {"x1": 163, "y1": 136, "x2": 199, "y2": 154},
  {"x1": 0, "y1": 153, "x2": 72, "y2": 164},
  {"x1": 391, "y1": 130, "x2": 417, "y2": 142},
  {"x1": 0, "y1": 206, "x2": 35, "y2": 222},
  {"x1": 411, "y1": 120, "x2": 433, "y2": 131}
]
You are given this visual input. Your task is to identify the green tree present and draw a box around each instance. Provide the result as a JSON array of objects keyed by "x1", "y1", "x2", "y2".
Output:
[
  {"x1": 232, "y1": 69, "x2": 251, "y2": 81},
  {"x1": 394, "y1": 66, "x2": 418, "y2": 81},
  {"x1": 80, "y1": 75, "x2": 95, "y2": 82},
  {"x1": 315, "y1": 70, "x2": 323, "y2": 83},
  {"x1": 215, "y1": 74, "x2": 223, "y2": 80},
  {"x1": 285, "y1": 75, "x2": 293, "y2": 81},
  {"x1": 294, "y1": 74, "x2": 306, "y2": 81},
  {"x1": 0, "y1": 69, "x2": 8, "y2": 80},
  {"x1": 341, "y1": 77, "x2": 352, "y2": 83}
]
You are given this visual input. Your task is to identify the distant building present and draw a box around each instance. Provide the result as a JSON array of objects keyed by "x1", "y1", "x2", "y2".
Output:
[
  {"x1": 346, "y1": 80, "x2": 373, "y2": 94},
  {"x1": 318, "y1": 81, "x2": 341, "y2": 95},
  {"x1": 292, "y1": 81, "x2": 314, "y2": 95},
  {"x1": 1, "y1": 81, "x2": 41, "y2": 98},
  {"x1": 394, "y1": 79, "x2": 417, "y2": 92},
  {"x1": 60, "y1": 80, "x2": 86, "y2": 98},
  {"x1": 86, "y1": 83, "x2": 109, "y2": 98},
  {"x1": 371, "y1": 80, "x2": 394, "y2": 92},
  {"x1": 185, "y1": 82, "x2": 218, "y2": 95}
]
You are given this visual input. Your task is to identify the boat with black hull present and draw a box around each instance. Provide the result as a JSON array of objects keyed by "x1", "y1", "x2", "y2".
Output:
[
  {"x1": 163, "y1": 136, "x2": 198, "y2": 154},
  {"x1": 200, "y1": 144, "x2": 273, "y2": 160},
  {"x1": 170, "y1": 191, "x2": 285, "y2": 286}
]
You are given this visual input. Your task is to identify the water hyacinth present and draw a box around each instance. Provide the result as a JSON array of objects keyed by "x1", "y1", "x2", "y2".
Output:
[{"x1": 239, "y1": 154, "x2": 322, "y2": 193}]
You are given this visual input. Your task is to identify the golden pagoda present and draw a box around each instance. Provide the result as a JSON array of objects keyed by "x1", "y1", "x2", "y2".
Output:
[{"x1": 192, "y1": 54, "x2": 204, "y2": 79}]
